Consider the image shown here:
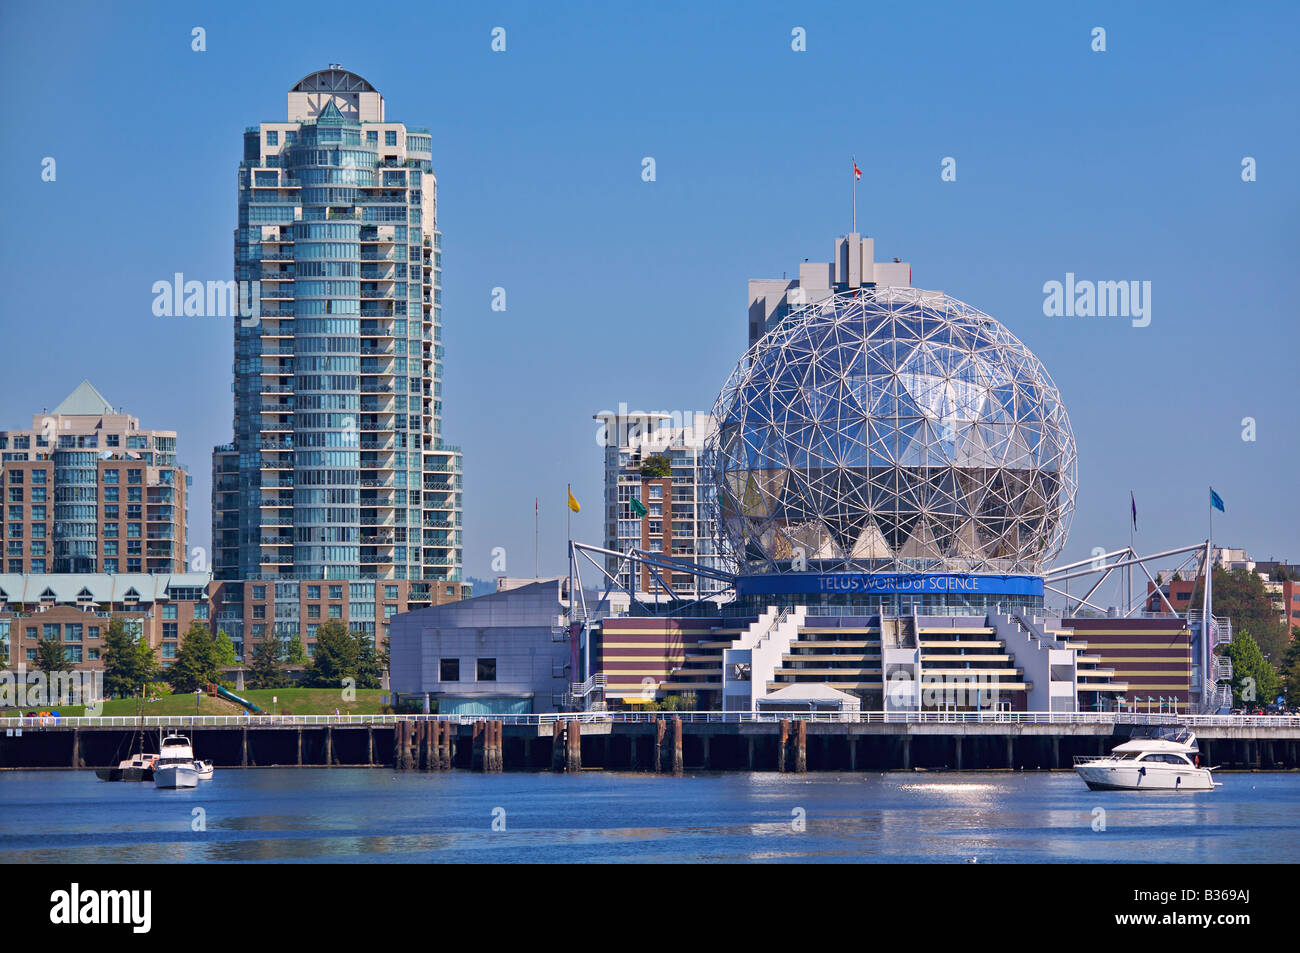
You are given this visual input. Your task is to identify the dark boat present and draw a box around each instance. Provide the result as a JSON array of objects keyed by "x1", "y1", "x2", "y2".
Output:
[{"x1": 95, "y1": 751, "x2": 158, "y2": 782}]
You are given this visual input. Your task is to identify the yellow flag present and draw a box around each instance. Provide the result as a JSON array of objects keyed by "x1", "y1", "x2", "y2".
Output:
[{"x1": 567, "y1": 487, "x2": 580, "y2": 513}]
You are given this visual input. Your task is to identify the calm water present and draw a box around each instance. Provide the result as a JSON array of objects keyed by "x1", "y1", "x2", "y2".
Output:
[{"x1": 1, "y1": 769, "x2": 1297, "y2": 863}]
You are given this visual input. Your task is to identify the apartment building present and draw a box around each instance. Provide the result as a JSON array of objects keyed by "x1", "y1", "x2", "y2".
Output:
[{"x1": 0, "y1": 382, "x2": 188, "y2": 576}]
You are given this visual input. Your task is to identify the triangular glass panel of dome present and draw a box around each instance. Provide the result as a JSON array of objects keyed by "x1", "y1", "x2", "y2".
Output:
[
  {"x1": 899, "y1": 518, "x2": 944, "y2": 559},
  {"x1": 850, "y1": 519, "x2": 893, "y2": 559},
  {"x1": 957, "y1": 424, "x2": 991, "y2": 467}
]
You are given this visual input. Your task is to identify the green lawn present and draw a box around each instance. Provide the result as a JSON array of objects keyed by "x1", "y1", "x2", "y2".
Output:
[
  {"x1": 237, "y1": 688, "x2": 389, "y2": 715},
  {"x1": 0, "y1": 687, "x2": 390, "y2": 718},
  {"x1": 1, "y1": 693, "x2": 245, "y2": 718}
]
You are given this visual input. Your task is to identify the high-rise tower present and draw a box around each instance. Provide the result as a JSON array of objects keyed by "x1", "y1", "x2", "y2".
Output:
[{"x1": 213, "y1": 68, "x2": 462, "y2": 585}]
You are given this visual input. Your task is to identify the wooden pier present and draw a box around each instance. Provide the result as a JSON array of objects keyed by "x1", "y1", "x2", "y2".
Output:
[{"x1": 4, "y1": 713, "x2": 1299, "y2": 773}]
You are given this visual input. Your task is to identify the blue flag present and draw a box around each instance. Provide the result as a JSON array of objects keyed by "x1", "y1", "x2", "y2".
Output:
[{"x1": 1210, "y1": 488, "x2": 1225, "y2": 513}]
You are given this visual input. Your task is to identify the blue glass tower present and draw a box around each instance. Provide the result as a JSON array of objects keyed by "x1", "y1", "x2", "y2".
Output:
[{"x1": 213, "y1": 68, "x2": 462, "y2": 584}]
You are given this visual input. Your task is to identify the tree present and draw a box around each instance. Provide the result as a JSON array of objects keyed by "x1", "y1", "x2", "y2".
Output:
[
  {"x1": 1224, "y1": 630, "x2": 1279, "y2": 709},
  {"x1": 305, "y1": 621, "x2": 382, "y2": 689},
  {"x1": 247, "y1": 636, "x2": 289, "y2": 690},
  {"x1": 101, "y1": 618, "x2": 159, "y2": 699},
  {"x1": 640, "y1": 453, "x2": 672, "y2": 479},
  {"x1": 305, "y1": 620, "x2": 358, "y2": 688},
  {"x1": 167, "y1": 622, "x2": 221, "y2": 694},
  {"x1": 213, "y1": 629, "x2": 238, "y2": 670},
  {"x1": 1280, "y1": 628, "x2": 1300, "y2": 708},
  {"x1": 285, "y1": 634, "x2": 308, "y2": 666},
  {"x1": 36, "y1": 638, "x2": 71, "y2": 680},
  {"x1": 1190, "y1": 567, "x2": 1291, "y2": 663}
]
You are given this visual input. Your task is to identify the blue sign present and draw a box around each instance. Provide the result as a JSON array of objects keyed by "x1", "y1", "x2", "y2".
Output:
[{"x1": 736, "y1": 571, "x2": 1044, "y2": 598}]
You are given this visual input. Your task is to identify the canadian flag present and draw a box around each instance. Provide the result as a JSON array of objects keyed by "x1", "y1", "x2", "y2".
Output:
[{"x1": 853, "y1": 160, "x2": 862, "y2": 180}]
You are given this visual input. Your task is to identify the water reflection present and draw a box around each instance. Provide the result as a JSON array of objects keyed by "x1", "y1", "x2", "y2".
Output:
[{"x1": 0, "y1": 769, "x2": 1294, "y2": 864}]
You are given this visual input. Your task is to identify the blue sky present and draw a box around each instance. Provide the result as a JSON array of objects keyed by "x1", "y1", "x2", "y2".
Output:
[{"x1": 1, "y1": 0, "x2": 1296, "y2": 584}]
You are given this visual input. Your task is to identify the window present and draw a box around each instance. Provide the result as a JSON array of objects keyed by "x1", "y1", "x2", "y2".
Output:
[
  {"x1": 6, "y1": 505, "x2": 20, "y2": 520},
  {"x1": 128, "y1": 469, "x2": 142, "y2": 484},
  {"x1": 385, "y1": 585, "x2": 398, "y2": 600},
  {"x1": 307, "y1": 585, "x2": 320, "y2": 599},
  {"x1": 476, "y1": 657, "x2": 497, "y2": 682},
  {"x1": 385, "y1": 130, "x2": 397, "y2": 147},
  {"x1": 252, "y1": 604, "x2": 266, "y2": 619},
  {"x1": 266, "y1": 130, "x2": 279, "y2": 146},
  {"x1": 194, "y1": 604, "x2": 208, "y2": 621},
  {"x1": 252, "y1": 586, "x2": 266, "y2": 600},
  {"x1": 366, "y1": 130, "x2": 378, "y2": 144},
  {"x1": 329, "y1": 604, "x2": 342, "y2": 619},
  {"x1": 162, "y1": 604, "x2": 178, "y2": 620},
  {"x1": 88, "y1": 626, "x2": 100, "y2": 640},
  {"x1": 439, "y1": 658, "x2": 459, "y2": 681},
  {"x1": 329, "y1": 585, "x2": 343, "y2": 600},
  {"x1": 102, "y1": 469, "x2": 118, "y2": 484},
  {"x1": 308, "y1": 604, "x2": 320, "y2": 619},
  {"x1": 163, "y1": 622, "x2": 177, "y2": 640}
]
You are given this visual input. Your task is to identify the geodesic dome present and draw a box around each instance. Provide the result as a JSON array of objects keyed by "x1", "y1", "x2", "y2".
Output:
[{"x1": 709, "y1": 287, "x2": 1077, "y2": 576}]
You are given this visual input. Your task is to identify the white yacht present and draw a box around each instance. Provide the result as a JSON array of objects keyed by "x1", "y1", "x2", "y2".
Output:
[
  {"x1": 153, "y1": 733, "x2": 200, "y2": 789},
  {"x1": 1074, "y1": 725, "x2": 1218, "y2": 791},
  {"x1": 194, "y1": 759, "x2": 215, "y2": 781}
]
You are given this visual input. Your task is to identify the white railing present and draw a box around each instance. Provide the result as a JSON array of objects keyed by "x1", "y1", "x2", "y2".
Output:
[{"x1": 3, "y1": 710, "x2": 1297, "y2": 729}]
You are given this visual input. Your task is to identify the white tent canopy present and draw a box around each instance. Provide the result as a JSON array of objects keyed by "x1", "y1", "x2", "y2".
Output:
[{"x1": 757, "y1": 683, "x2": 861, "y2": 711}]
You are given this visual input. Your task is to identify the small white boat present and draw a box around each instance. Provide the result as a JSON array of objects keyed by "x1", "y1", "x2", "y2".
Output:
[
  {"x1": 1074, "y1": 725, "x2": 1218, "y2": 791},
  {"x1": 194, "y1": 759, "x2": 215, "y2": 781},
  {"x1": 153, "y1": 733, "x2": 200, "y2": 789}
]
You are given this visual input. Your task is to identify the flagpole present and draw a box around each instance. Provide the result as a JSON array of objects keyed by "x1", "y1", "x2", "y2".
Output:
[
  {"x1": 851, "y1": 154, "x2": 857, "y2": 234},
  {"x1": 535, "y1": 497, "x2": 539, "y2": 579},
  {"x1": 1204, "y1": 487, "x2": 1214, "y2": 711},
  {"x1": 1128, "y1": 491, "x2": 1134, "y2": 614}
]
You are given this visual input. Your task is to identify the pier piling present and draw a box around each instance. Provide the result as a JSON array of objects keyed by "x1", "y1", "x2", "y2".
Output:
[
  {"x1": 551, "y1": 720, "x2": 564, "y2": 771},
  {"x1": 672, "y1": 715, "x2": 683, "y2": 776},
  {"x1": 567, "y1": 719, "x2": 582, "y2": 772},
  {"x1": 778, "y1": 719, "x2": 788, "y2": 773}
]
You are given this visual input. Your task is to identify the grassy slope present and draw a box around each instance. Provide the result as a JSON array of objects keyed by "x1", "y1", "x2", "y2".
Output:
[
  {"x1": 238, "y1": 688, "x2": 387, "y2": 715},
  {"x1": 1, "y1": 694, "x2": 245, "y2": 718},
  {"x1": 1, "y1": 688, "x2": 389, "y2": 717}
]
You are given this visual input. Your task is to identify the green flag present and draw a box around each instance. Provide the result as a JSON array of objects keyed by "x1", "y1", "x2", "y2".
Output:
[{"x1": 629, "y1": 497, "x2": 648, "y2": 517}]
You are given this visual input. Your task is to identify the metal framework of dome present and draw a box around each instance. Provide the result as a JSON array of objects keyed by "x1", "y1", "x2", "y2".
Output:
[{"x1": 709, "y1": 287, "x2": 1078, "y2": 577}]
